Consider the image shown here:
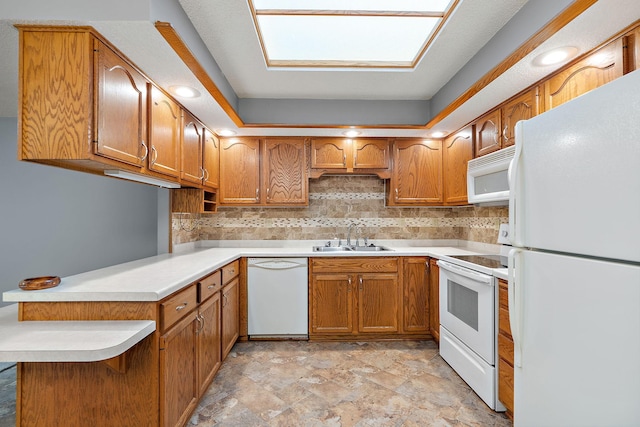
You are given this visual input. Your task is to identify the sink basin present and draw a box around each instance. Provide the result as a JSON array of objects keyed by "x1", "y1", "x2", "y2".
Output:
[
  {"x1": 312, "y1": 246, "x2": 351, "y2": 252},
  {"x1": 352, "y1": 246, "x2": 393, "y2": 251},
  {"x1": 311, "y1": 245, "x2": 393, "y2": 252}
]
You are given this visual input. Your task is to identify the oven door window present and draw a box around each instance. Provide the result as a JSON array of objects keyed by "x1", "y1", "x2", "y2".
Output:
[{"x1": 447, "y1": 280, "x2": 479, "y2": 331}]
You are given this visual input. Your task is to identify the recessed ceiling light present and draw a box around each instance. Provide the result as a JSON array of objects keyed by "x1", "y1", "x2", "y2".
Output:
[
  {"x1": 217, "y1": 129, "x2": 237, "y2": 137},
  {"x1": 169, "y1": 85, "x2": 201, "y2": 98},
  {"x1": 343, "y1": 130, "x2": 361, "y2": 138},
  {"x1": 533, "y1": 46, "x2": 578, "y2": 67},
  {"x1": 431, "y1": 131, "x2": 446, "y2": 138}
]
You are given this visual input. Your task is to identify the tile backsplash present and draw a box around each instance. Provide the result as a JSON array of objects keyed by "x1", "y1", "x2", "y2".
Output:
[{"x1": 172, "y1": 176, "x2": 508, "y2": 246}]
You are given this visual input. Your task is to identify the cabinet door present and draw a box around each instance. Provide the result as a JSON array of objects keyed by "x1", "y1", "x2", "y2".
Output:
[
  {"x1": 428, "y1": 258, "x2": 440, "y2": 342},
  {"x1": 221, "y1": 277, "x2": 240, "y2": 359},
  {"x1": 353, "y1": 139, "x2": 389, "y2": 169},
  {"x1": 149, "y1": 85, "x2": 180, "y2": 177},
  {"x1": 443, "y1": 126, "x2": 473, "y2": 205},
  {"x1": 202, "y1": 128, "x2": 220, "y2": 189},
  {"x1": 402, "y1": 258, "x2": 429, "y2": 333},
  {"x1": 310, "y1": 139, "x2": 348, "y2": 169},
  {"x1": 357, "y1": 273, "x2": 398, "y2": 333},
  {"x1": 263, "y1": 139, "x2": 308, "y2": 205},
  {"x1": 501, "y1": 88, "x2": 538, "y2": 148},
  {"x1": 541, "y1": 38, "x2": 624, "y2": 111},
  {"x1": 160, "y1": 311, "x2": 198, "y2": 427},
  {"x1": 390, "y1": 139, "x2": 443, "y2": 205},
  {"x1": 310, "y1": 274, "x2": 354, "y2": 334},
  {"x1": 95, "y1": 40, "x2": 148, "y2": 167},
  {"x1": 219, "y1": 138, "x2": 261, "y2": 204},
  {"x1": 197, "y1": 292, "x2": 222, "y2": 397},
  {"x1": 181, "y1": 110, "x2": 204, "y2": 185},
  {"x1": 474, "y1": 109, "x2": 501, "y2": 157}
]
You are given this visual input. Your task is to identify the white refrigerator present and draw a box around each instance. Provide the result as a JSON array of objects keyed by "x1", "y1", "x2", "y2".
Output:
[{"x1": 508, "y1": 69, "x2": 640, "y2": 426}]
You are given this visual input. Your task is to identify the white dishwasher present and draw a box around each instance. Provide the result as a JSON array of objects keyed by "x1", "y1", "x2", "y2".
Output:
[{"x1": 247, "y1": 257, "x2": 308, "y2": 339}]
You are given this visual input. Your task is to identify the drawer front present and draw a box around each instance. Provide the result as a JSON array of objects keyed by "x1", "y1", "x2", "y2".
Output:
[
  {"x1": 222, "y1": 260, "x2": 240, "y2": 284},
  {"x1": 199, "y1": 270, "x2": 222, "y2": 302},
  {"x1": 499, "y1": 306, "x2": 512, "y2": 337},
  {"x1": 498, "y1": 332, "x2": 515, "y2": 366},
  {"x1": 311, "y1": 257, "x2": 399, "y2": 273},
  {"x1": 498, "y1": 357, "x2": 514, "y2": 414},
  {"x1": 161, "y1": 284, "x2": 198, "y2": 332}
]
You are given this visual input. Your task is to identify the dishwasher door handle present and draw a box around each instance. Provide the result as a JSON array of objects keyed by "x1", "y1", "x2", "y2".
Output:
[{"x1": 249, "y1": 261, "x2": 306, "y2": 270}]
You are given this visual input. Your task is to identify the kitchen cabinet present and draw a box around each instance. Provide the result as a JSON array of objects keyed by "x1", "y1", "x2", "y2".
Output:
[
  {"x1": 171, "y1": 188, "x2": 217, "y2": 213},
  {"x1": 428, "y1": 258, "x2": 440, "y2": 343},
  {"x1": 196, "y1": 271, "x2": 222, "y2": 397},
  {"x1": 19, "y1": 27, "x2": 153, "y2": 175},
  {"x1": 309, "y1": 257, "x2": 399, "y2": 339},
  {"x1": 310, "y1": 138, "x2": 391, "y2": 178},
  {"x1": 220, "y1": 137, "x2": 308, "y2": 206},
  {"x1": 387, "y1": 139, "x2": 443, "y2": 206},
  {"x1": 442, "y1": 126, "x2": 474, "y2": 205},
  {"x1": 181, "y1": 110, "x2": 205, "y2": 185},
  {"x1": 497, "y1": 278, "x2": 514, "y2": 418},
  {"x1": 401, "y1": 257, "x2": 429, "y2": 334},
  {"x1": 474, "y1": 109, "x2": 501, "y2": 157},
  {"x1": 501, "y1": 88, "x2": 539, "y2": 147},
  {"x1": 540, "y1": 38, "x2": 624, "y2": 111},
  {"x1": 221, "y1": 260, "x2": 240, "y2": 359},
  {"x1": 202, "y1": 128, "x2": 220, "y2": 189},
  {"x1": 149, "y1": 85, "x2": 180, "y2": 178}
]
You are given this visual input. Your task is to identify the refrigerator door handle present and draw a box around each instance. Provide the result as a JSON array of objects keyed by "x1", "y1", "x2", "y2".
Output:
[
  {"x1": 508, "y1": 248, "x2": 523, "y2": 367},
  {"x1": 508, "y1": 123, "x2": 524, "y2": 247}
]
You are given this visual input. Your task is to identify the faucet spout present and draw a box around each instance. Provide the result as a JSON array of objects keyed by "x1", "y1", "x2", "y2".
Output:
[{"x1": 347, "y1": 223, "x2": 356, "y2": 247}]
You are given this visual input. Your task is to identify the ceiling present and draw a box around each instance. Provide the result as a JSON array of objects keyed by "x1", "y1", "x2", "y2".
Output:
[{"x1": 1, "y1": 0, "x2": 639, "y2": 139}]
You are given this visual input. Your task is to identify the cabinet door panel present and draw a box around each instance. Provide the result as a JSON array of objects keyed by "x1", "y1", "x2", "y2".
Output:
[
  {"x1": 197, "y1": 293, "x2": 221, "y2": 396},
  {"x1": 403, "y1": 258, "x2": 429, "y2": 333},
  {"x1": 311, "y1": 139, "x2": 348, "y2": 169},
  {"x1": 160, "y1": 312, "x2": 198, "y2": 427},
  {"x1": 311, "y1": 274, "x2": 353, "y2": 334},
  {"x1": 181, "y1": 111, "x2": 204, "y2": 185},
  {"x1": 95, "y1": 41, "x2": 147, "y2": 166},
  {"x1": 501, "y1": 88, "x2": 538, "y2": 147},
  {"x1": 474, "y1": 109, "x2": 501, "y2": 157},
  {"x1": 358, "y1": 274, "x2": 398, "y2": 333},
  {"x1": 221, "y1": 278, "x2": 240, "y2": 359},
  {"x1": 353, "y1": 139, "x2": 389, "y2": 169},
  {"x1": 149, "y1": 86, "x2": 180, "y2": 177},
  {"x1": 264, "y1": 139, "x2": 308, "y2": 205},
  {"x1": 391, "y1": 140, "x2": 443, "y2": 205},
  {"x1": 542, "y1": 38, "x2": 624, "y2": 111},
  {"x1": 203, "y1": 128, "x2": 220, "y2": 189},
  {"x1": 220, "y1": 138, "x2": 261, "y2": 204},
  {"x1": 443, "y1": 126, "x2": 473, "y2": 205}
]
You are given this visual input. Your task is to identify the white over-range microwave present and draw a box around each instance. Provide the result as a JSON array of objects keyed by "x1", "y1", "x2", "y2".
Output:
[{"x1": 467, "y1": 145, "x2": 515, "y2": 205}]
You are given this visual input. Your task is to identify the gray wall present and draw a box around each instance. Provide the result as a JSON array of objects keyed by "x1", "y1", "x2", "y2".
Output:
[{"x1": 0, "y1": 117, "x2": 166, "y2": 306}]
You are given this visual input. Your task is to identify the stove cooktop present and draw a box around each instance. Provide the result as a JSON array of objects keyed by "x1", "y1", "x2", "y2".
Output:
[{"x1": 449, "y1": 254, "x2": 508, "y2": 269}]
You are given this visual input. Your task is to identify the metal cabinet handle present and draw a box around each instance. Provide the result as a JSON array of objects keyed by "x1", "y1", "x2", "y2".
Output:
[
  {"x1": 207, "y1": 284, "x2": 215, "y2": 290},
  {"x1": 222, "y1": 293, "x2": 228, "y2": 307},
  {"x1": 150, "y1": 146, "x2": 158, "y2": 166},
  {"x1": 175, "y1": 302, "x2": 188, "y2": 311},
  {"x1": 196, "y1": 313, "x2": 204, "y2": 334},
  {"x1": 503, "y1": 126, "x2": 509, "y2": 143},
  {"x1": 139, "y1": 141, "x2": 148, "y2": 161},
  {"x1": 255, "y1": 188, "x2": 260, "y2": 201},
  {"x1": 359, "y1": 276, "x2": 363, "y2": 291},
  {"x1": 203, "y1": 168, "x2": 210, "y2": 182},
  {"x1": 395, "y1": 188, "x2": 399, "y2": 201},
  {"x1": 343, "y1": 154, "x2": 347, "y2": 166},
  {"x1": 199, "y1": 167, "x2": 206, "y2": 181},
  {"x1": 266, "y1": 187, "x2": 270, "y2": 201}
]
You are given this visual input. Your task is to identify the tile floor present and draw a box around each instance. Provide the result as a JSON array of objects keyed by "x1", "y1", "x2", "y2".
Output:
[{"x1": 0, "y1": 340, "x2": 513, "y2": 427}]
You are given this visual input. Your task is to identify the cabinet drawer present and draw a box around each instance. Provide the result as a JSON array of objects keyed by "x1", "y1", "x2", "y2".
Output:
[
  {"x1": 498, "y1": 357, "x2": 514, "y2": 414},
  {"x1": 198, "y1": 270, "x2": 221, "y2": 302},
  {"x1": 498, "y1": 332, "x2": 514, "y2": 366},
  {"x1": 311, "y1": 257, "x2": 399, "y2": 273},
  {"x1": 222, "y1": 260, "x2": 240, "y2": 284},
  {"x1": 161, "y1": 284, "x2": 198, "y2": 332},
  {"x1": 499, "y1": 306, "x2": 512, "y2": 337}
]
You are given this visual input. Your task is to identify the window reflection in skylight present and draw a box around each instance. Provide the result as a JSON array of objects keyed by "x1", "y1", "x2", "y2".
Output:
[{"x1": 249, "y1": 0, "x2": 457, "y2": 68}]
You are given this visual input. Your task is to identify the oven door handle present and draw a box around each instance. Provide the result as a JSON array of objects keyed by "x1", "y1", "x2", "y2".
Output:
[{"x1": 436, "y1": 260, "x2": 493, "y2": 286}]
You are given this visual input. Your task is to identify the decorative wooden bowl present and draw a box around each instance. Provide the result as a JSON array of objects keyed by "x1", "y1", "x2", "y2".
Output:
[{"x1": 19, "y1": 276, "x2": 61, "y2": 291}]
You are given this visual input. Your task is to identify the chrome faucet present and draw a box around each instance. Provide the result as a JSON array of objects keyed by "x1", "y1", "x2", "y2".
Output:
[{"x1": 347, "y1": 223, "x2": 357, "y2": 247}]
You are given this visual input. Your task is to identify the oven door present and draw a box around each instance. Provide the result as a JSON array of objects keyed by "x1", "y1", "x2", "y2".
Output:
[{"x1": 437, "y1": 260, "x2": 496, "y2": 364}]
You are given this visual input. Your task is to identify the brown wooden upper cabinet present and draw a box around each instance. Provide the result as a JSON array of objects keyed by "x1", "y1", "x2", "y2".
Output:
[
  {"x1": 474, "y1": 109, "x2": 501, "y2": 157},
  {"x1": 388, "y1": 139, "x2": 443, "y2": 206},
  {"x1": 310, "y1": 138, "x2": 390, "y2": 177},
  {"x1": 180, "y1": 110, "x2": 205, "y2": 186},
  {"x1": 541, "y1": 38, "x2": 624, "y2": 111},
  {"x1": 19, "y1": 28, "x2": 151, "y2": 173},
  {"x1": 219, "y1": 138, "x2": 308, "y2": 206},
  {"x1": 443, "y1": 125, "x2": 474, "y2": 206},
  {"x1": 202, "y1": 128, "x2": 220, "y2": 190},
  {"x1": 149, "y1": 85, "x2": 180, "y2": 178},
  {"x1": 501, "y1": 88, "x2": 539, "y2": 147}
]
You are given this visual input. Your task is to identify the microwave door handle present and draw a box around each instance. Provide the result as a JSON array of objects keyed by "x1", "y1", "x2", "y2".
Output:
[{"x1": 437, "y1": 260, "x2": 492, "y2": 285}]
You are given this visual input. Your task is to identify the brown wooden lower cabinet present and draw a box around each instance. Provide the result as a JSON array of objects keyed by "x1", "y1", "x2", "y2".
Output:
[
  {"x1": 427, "y1": 257, "x2": 440, "y2": 342},
  {"x1": 221, "y1": 276, "x2": 240, "y2": 359},
  {"x1": 498, "y1": 278, "x2": 515, "y2": 418},
  {"x1": 402, "y1": 257, "x2": 430, "y2": 333}
]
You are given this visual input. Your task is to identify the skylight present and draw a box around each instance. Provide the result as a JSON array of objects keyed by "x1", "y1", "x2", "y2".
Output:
[{"x1": 249, "y1": 0, "x2": 458, "y2": 69}]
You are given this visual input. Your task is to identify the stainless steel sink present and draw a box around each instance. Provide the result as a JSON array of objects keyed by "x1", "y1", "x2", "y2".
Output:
[
  {"x1": 352, "y1": 245, "x2": 393, "y2": 251},
  {"x1": 312, "y1": 245, "x2": 393, "y2": 252},
  {"x1": 312, "y1": 246, "x2": 352, "y2": 252}
]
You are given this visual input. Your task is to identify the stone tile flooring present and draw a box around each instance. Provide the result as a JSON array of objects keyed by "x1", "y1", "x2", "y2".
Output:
[{"x1": 0, "y1": 340, "x2": 513, "y2": 426}]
